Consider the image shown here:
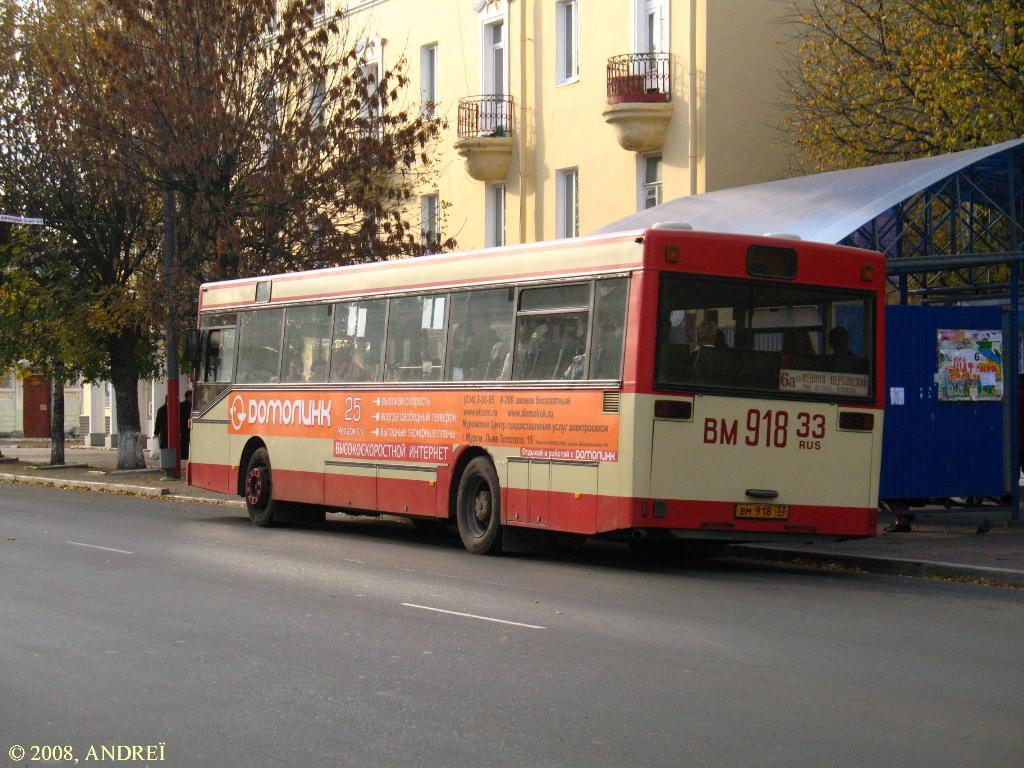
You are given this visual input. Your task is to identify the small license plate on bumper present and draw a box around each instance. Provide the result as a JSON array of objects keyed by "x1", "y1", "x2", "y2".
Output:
[{"x1": 735, "y1": 503, "x2": 790, "y2": 520}]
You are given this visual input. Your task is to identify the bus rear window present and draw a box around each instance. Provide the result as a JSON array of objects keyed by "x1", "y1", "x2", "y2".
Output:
[{"x1": 655, "y1": 274, "x2": 874, "y2": 400}]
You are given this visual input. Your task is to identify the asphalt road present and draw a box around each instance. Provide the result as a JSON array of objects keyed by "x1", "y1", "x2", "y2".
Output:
[{"x1": 1, "y1": 484, "x2": 1021, "y2": 768}]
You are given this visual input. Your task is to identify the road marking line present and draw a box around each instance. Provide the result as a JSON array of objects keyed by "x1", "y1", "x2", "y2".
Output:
[
  {"x1": 66, "y1": 540, "x2": 134, "y2": 555},
  {"x1": 400, "y1": 602, "x2": 545, "y2": 629}
]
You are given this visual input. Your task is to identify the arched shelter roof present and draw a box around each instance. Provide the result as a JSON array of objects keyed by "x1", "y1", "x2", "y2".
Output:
[{"x1": 596, "y1": 139, "x2": 1024, "y2": 245}]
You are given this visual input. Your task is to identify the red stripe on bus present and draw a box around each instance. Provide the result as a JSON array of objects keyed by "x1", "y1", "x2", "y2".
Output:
[{"x1": 192, "y1": 461, "x2": 875, "y2": 537}]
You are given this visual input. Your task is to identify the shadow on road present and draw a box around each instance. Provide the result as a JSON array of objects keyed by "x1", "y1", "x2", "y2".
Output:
[{"x1": 199, "y1": 509, "x2": 861, "y2": 582}]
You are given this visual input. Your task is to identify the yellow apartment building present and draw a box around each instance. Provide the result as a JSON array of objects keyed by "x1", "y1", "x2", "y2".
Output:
[{"x1": 340, "y1": 0, "x2": 794, "y2": 250}]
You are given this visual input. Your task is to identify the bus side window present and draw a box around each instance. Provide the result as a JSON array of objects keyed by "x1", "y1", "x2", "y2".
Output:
[
  {"x1": 589, "y1": 278, "x2": 628, "y2": 380},
  {"x1": 281, "y1": 304, "x2": 333, "y2": 383},
  {"x1": 236, "y1": 309, "x2": 285, "y2": 385},
  {"x1": 513, "y1": 283, "x2": 591, "y2": 380},
  {"x1": 330, "y1": 300, "x2": 386, "y2": 383},
  {"x1": 385, "y1": 294, "x2": 448, "y2": 382},
  {"x1": 445, "y1": 288, "x2": 514, "y2": 381}
]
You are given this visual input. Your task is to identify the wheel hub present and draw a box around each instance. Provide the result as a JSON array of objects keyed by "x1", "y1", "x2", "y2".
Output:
[
  {"x1": 473, "y1": 489, "x2": 491, "y2": 526},
  {"x1": 246, "y1": 466, "x2": 268, "y2": 508}
]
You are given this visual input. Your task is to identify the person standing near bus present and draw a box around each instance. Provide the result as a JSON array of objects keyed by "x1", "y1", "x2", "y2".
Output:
[{"x1": 154, "y1": 395, "x2": 168, "y2": 450}]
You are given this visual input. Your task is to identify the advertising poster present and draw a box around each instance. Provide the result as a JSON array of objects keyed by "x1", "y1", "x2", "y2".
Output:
[
  {"x1": 227, "y1": 389, "x2": 620, "y2": 463},
  {"x1": 936, "y1": 329, "x2": 1003, "y2": 401}
]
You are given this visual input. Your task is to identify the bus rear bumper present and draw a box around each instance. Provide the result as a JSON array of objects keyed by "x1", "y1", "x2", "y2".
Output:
[{"x1": 618, "y1": 498, "x2": 877, "y2": 539}]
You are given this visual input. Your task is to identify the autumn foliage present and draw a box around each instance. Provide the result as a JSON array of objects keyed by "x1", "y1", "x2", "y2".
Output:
[
  {"x1": 784, "y1": 0, "x2": 1024, "y2": 171},
  {"x1": 0, "y1": 0, "x2": 448, "y2": 466}
]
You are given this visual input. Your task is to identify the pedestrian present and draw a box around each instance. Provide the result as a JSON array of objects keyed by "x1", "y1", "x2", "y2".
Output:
[{"x1": 154, "y1": 396, "x2": 168, "y2": 450}]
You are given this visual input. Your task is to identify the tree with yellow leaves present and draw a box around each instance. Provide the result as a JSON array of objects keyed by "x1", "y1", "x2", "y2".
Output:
[{"x1": 784, "y1": 0, "x2": 1024, "y2": 170}]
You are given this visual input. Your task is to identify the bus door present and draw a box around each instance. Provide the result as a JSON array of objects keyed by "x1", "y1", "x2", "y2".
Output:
[{"x1": 191, "y1": 315, "x2": 238, "y2": 494}]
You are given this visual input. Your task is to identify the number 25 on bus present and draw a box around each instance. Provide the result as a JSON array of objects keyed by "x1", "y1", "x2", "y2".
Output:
[{"x1": 186, "y1": 226, "x2": 884, "y2": 554}]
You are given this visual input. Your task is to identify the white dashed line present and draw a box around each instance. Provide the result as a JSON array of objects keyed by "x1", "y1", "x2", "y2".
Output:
[
  {"x1": 66, "y1": 540, "x2": 134, "y2": 555},
  {"x1": 400, "y1": 602, "x2": 545, "y2": 629}
]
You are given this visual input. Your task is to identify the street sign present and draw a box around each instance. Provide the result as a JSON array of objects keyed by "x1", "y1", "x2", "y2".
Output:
[{"x1": 0, "y1": 214, "x2": 44, "y2": 225}]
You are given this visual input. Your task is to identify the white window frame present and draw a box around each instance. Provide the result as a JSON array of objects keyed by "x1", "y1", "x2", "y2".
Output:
[
  {"x1": 555, "y1": 0, "x2": 579, "y2": 85},
  {"x1": 309, "y1": 78, "x2": 326, "y2": 130},
  {"x1": 476, "y1": 0, "x2": 509, "y2": 96},
  {"x1": 556, "y1": 168, "x2": 579, "y2": 239},
  {"x1": 485, "y1": 183, "x2": 506, "y2": 247},
  {"x1": 314, "y1": 0, "x2": 328, "y2": 24},
  {"x1": 356, "y1": 36, "x2": 384, "y2": 123},
  {"x1": 420, "y1": 43, "x2": 439, "y2": 117},
  {"x1": 633, "y1": 0, "x2": 669, "y2": 54},
  {"x1": 637, "y1": 153, "x2": 663, "y2": 211},
  {"x1": 421, "y1": 193, "x2": 440, "y2": 249}
]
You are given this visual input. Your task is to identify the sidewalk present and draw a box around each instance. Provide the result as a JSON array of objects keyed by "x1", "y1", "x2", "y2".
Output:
[
  {"x1": 1, "y1": 440, "x2": 1022, "y2": 586},
  {"x1": 0, "y1": 439, "x2": 242, "y2": 506}
]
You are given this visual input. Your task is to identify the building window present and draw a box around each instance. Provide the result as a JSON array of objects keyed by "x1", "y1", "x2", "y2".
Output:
[
  {"x1": 639, "y1": 154, "x2": 662, "y2": 210},
  {"x1": 556, "y1": 1, "x2": 579, "y2": 84},
  {"x1": 483, "y1": 20, "x2": 505, "y2": 96},
  {"x1": 356, "y1": 37, "x2": 383, "y2": 126},
  {"x1": 486, "y1": 183, "x2": 506, "y2": 247},
  {"x1": 635, "y1": 0, "x2": 668, "y2": 53},
  {"x1": 420, "y1": 44, "x2": 438, "y2": 116},
  {"x1": 421, "y1": 193, "x2": 440, "y2": 249},
  {"x1": 0, "y1": 370, "x2": 14, "y2": 390},
  {"x1": 358, "y1": 63, "x2": 379, "y2": 122},
  {"x1": 556, "y1": 168, "x2": 579, "y2": 239},
  {"x1": 310, "y1": 78, "x2": 326, "y2": 130},
  {"x1": 264, "y1": 1, "x2": 279, "y2": 38},
  {"x1": 314, "y1": 0, "x2": 328, "y2": 23}
]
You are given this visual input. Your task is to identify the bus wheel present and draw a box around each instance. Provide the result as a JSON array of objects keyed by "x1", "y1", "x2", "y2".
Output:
[
  {"x1": 244, "y1": 447, "x2": 278, "y2": 527},
  {"x1": 456, "y1": 457, "x2": 503, "y2": 555}
]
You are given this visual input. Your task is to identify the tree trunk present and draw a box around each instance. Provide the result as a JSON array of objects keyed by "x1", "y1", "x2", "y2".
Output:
[
  {"x1": 49, "y1": 364, "x2": 65, "y2": 465},
  {"x1": 109, "y1": 333, "x2": 146, "y2": 469}
]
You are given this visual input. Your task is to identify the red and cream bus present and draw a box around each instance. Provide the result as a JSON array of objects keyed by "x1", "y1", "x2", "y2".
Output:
[{"x1": 188, "y1": 226, "x2": 885, "y2": 554}]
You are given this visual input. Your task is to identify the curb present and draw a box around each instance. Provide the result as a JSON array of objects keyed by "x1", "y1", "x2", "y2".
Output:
[
  {"x1": 0, "y1": 472, "x2": 167, "y2": 497},
  {"x1": 0, "y1": 473, "x2": 244, "y2": 508},
  {"x1": 730, "y1": 544, "x2": 1024, "y2": 587}
]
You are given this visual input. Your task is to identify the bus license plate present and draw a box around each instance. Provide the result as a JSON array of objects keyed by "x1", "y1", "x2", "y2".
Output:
[{"x1": 735, "y1": 503, "x2": 789, "y2": 520}]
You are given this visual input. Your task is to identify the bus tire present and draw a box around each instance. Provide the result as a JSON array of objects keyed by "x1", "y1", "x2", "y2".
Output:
[
  {"x1": 456, "y1": 457, "x2": 503, "y2": 555},
  {"x1": 244, "y1": 447, "x2": 279, "y2": 527}
]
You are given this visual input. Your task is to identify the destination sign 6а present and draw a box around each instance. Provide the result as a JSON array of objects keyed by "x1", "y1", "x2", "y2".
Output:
[{"x1": 703, "y1": 408, "x2": 828, "y2": 450}]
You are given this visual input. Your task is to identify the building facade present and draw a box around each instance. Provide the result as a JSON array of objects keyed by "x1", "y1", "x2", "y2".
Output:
[
  {"x1": 342, "y1": 0, "x2": 794, "y2": 250},
  {"x1": 0, "y1": 371, "x2": 82, "y2": 438}
]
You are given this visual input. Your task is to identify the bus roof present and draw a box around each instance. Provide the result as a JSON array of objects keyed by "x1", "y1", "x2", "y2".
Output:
[
  {"x1": 197, "y1": 228, "x2": 881, "y2": 312},
  {"x1": 199, "y1": 231, "x2": 645, "y2": 311}
]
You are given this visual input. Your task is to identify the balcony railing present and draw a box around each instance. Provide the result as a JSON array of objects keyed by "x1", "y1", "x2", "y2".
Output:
[
  {"x1": 457, "y1": 95, "x2": 515, "y2": 140},
  {"x1": 606, "y1": 53, "x2": 671, "y2": 104}
]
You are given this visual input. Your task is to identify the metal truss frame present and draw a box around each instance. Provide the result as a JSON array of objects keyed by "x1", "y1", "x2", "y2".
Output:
[{"x1": 841, "y1": 145, "x2": 1024, "y2": 523}]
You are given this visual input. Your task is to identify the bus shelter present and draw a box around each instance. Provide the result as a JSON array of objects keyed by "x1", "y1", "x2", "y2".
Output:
[{"x1": 600, "y1": 138, "x2": 1024, "y2": 524}]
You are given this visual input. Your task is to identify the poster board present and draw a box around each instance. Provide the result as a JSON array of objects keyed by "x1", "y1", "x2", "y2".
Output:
[{"x1": 936, "y1": 329, "x2": 1003, "y2": 401}]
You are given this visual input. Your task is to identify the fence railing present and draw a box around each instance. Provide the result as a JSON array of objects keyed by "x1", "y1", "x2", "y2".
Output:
[
  {"x1": 457, "y1": 95, "x2": 515, "y2": 139},
  {"x1": 606, "y1": 53, "x2": 671, "y2": 104}
]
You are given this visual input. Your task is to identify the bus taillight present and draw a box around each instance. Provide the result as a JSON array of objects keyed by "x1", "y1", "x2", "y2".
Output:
[{"x1": 654, "y1": 400, "x2": 692, "y2": 420}]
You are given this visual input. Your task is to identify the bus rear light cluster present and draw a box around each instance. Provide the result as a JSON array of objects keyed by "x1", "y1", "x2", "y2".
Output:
[
  {"x1": 838, "y1": 411, "x2": 874, "y2": 431},
  {"x1": 654, "y1": 399, "x2": 692, "y2": 420}
]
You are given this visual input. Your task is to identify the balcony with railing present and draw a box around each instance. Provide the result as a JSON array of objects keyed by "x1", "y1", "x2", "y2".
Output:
[
  {"x1": 602, "y1": 53, "x2": 673, "y2": 152},
  {"x1": 454, "y1": 95, "x2": 515, "y2": 182}
]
